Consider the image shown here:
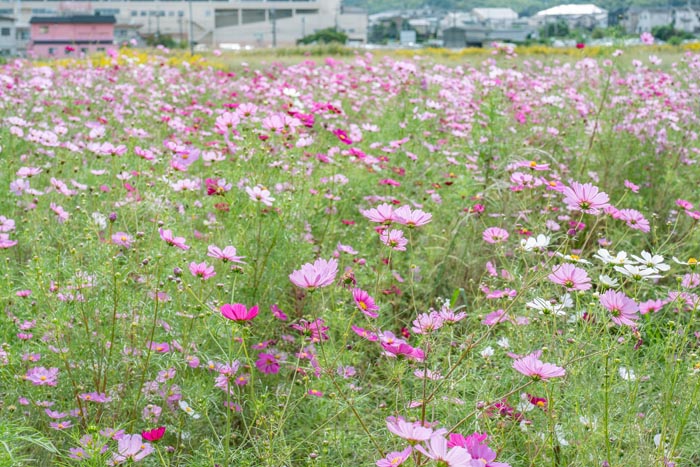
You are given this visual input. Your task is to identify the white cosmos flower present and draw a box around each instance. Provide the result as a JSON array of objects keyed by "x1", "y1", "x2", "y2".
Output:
[
  {"x1": 520, "y1": 234, "x2": 550, "y2": 251},
  {"x1": 614, "y1": 264, "x2": 662, "y2": 281},
  {"x1": 594, "y1": 249, "x2": 631, "y2": 265},
  {"x1": 598, "y1": 274, "x2": 619, "y2": 288},
  {"x1": 630, "y1": 251, "x2": 670, "y2": 272},
  {"x1": 619, "y1": 367, "x2": 636, "y2": 381},
  {"x1": 480, "y1": 346, "x2": 494, "y2": 358},
  {"x1": 555, "y1": 252, "x2": 591, "y2": 264},
  {"x1": 178, "y1": 401, "x2": 201, "y2": 419}
]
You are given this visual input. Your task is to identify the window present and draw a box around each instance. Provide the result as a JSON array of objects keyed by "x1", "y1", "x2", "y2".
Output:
[
  {"x1": 48, "y1": 47, "x2": 55, "y2": 55},
  {"x1": 1, "y1": 28, "x2": 9, "y2": 36},
  {"x1": 40, "y1": 26, "x2": 49, "y2": 34},
  {"x1": 131, "y1": 11, "x2": 138, "y2": 16},
  {"x1": 81, "y1": 47, "x2": 88, "y2": 54}
]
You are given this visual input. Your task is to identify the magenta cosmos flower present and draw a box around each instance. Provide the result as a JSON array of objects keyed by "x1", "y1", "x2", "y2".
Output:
[
  {"x1": 599, "y1": 290, "x2": 639, "y2": 326},
  {"x1": 352, "y1": 288, "x2": 379, "y2": 318},
  {"x1": 548, "y1": 263, "x2": 591, "y2": 291},
  {"x1": 158, "y1": 228, "x2": 190, "y2": 250},
  {"x1": 289, "y1": 258, "x2": 338, "y2": 290},
  {"x1": 482, "y1": 227, "x2": 509, "y2": 244},
  {"x1": 141, "y1": 426, "x2": 166, "y2": 442},
  {"x1": 220, "y1": 303, "x2": 259, "y2": 322},
  {"x1": 513, "y1": 353, "x2": 566, "y2": 380},
  {"x1": 561, "y1": 181, "x2": 610, "y2": 214}
]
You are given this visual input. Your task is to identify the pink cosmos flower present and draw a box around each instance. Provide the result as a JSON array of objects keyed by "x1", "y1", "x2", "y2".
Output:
[
  {"x1": 351, "y1": 325, "x2": 378, "y2": 341},
  {"x1": 615, "y1": 209, "x2": 650, "y2": 233},
  {"x1": 599, "y1": 290, "x2": 639, "y2": 326},
  {"x1": 412, "y1": 311, "x2": 444, "y2": 334},
  {"x1": 25, "y1": 367, "x2": 59, "y2": 386},
  {"x1": 111, "y1": 232, "x2": 133, "y2": 248},
  {"x1": 482, "y1": 227, "x2": 509, "y2": 244},
  {"x1": 376, "y1": 446, "x2": 413, "y2": 467},
  {"x1": 158, "y1": 228, "x2": 190, "y2": 250},
  {"x1": 189, "y1": 261, "x2": 216, "y2": 280},
  {"x1": 548, "y1": 263, "x2": 592, "y2": 291},
  {"x1": 0, "y1": 234, "x2": 18, "y2": 248},
  {"x1": 270, "y1": 304, "x2": 288, "y2": 321},
  {"x1": 639, "y1": 298, "x2": 666, "y2": 314},
  {"x1": 245, "y1": 185, "x2": 275, "y2": 206},
  {"x1": 50, "y1": 203, "x2": 70, "y2": 223},
  {"x1": 111, "y1": 434, "x2": 154, "y2": 464},
  {"x1": 289, "y1": 258, "x2": 338, "y2": 290},
  {"x1": 50, "y1": 420, "x2": 73, "y2": 430},
  {"x1": 640, "y1": 31, "x2": 654, "y2": 45},
  {"x1": 415, "y1": 434, "x2": 473, "y2": 467},
  {"x1": 255, "y1": 353, "x2": 280, "y2": 374},
  {"x1": 380, "y1": 229, "x2": 408, "y2": 251},
  {"x1": 561, "y1": 181, "x2": 610, "y2": 214},
  {"x1": 352, "y1": 288, "x2": 379, "y2": 318},
  {"x1": 207, "y1": 245, "x2": 245, "y2": 264},
  {"x1": 333, "y1": 128, "x2": 353, "y2": 145},
  {"x1": 79, "y1": 392, "x2": 112, "y2": 403},
  {"x1": 394, "y1": 205, "x2": 433, "y2": 227},
  {"x1": 361, "y1": 203, "x2": 396, "y2": 224},
  {"x1": 512, "y1": 353, "x2": 566, "y2": 380},
  {"x1": 220, "y1": 303, "x2": 259, "y2": 322},
  {"x1": 386, "y1": 416, "x2": 434, "y2": 443}
]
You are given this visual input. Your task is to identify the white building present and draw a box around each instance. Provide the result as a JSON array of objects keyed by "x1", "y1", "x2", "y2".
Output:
[
  {"x1": 622, "y1": 6, "x2": 700, "y2": 34},
  {"x1": 0, "y1": 0, "x2": 366, "y2": 48},
  {"x1": 0, "y1": 15, "x2": 16, "y2": 55},
  {"x1": 471, "y1": 8, "x2": 518, "y2": 28},
  {"x1": 534, "y1": 4, "x2": 608, "y2": 30}
]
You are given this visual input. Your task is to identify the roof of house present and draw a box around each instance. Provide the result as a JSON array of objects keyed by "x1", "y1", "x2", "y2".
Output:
[
  {"x1": 536, "y1": 4, "x2": 606, "y2": 17},
  {"x1": 472, "y1": 8, "x2": 519, "y2": 20},
  {"x1": 29, "y1": 15, "x2": 116, "y2": 24}
]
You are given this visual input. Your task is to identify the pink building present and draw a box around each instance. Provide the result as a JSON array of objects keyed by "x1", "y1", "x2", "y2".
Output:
[{"x1": 29, "y1": 15, "x2": 115, "y2": 58}]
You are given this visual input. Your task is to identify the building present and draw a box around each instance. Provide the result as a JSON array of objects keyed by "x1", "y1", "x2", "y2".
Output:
[
  {"x1": 1, "y1": 0, "x2": 366, "y2": 49},
  {"x1": 621, "y1": 6, "x2": 700, "y2": 35},
  {"x1": 29, "y1": 15, "x2": 115, "y2": 58},
  {"x1": 471, "y1": 8, "x2": 519, "y2": 28},
  {"x1": 534, "y1": 4, "x2": 608, "y2": 30},
  {"x1": 439, "y1": 9, "x2": 533, "y2": 47},
  {"x1": 0, "y1": 15, "x2": 16, "y2": 55}
]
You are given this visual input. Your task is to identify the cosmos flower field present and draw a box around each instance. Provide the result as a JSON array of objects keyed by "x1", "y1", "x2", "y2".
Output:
[{"x1": 1, "y1": 46, "x2": 700, "y2": 466}]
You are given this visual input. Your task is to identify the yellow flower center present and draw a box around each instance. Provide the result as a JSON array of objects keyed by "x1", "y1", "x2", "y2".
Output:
[
  {"x1": 530, "y1": 161, "x2": 537, "y2": 167},
  {"x1": 689, "y1": 258, "x2": 698, "y2": 265},
  {"x1": 570, "y1": 254, "x2": 580, "y2": 261},
  {"x1": 359, "y1": 301, "x2": 367, "y2": 310}
]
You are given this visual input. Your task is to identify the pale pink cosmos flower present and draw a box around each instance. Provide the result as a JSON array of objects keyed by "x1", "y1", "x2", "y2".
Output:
[
  {"x1": 245, "y1": 185, "x2": 275, "y2": 206},
  {"x1": 412, "y1": 311, "x2": 444, "y2": 334},
  {"x1": 561, "y1": 181, "x2": 610, "y2": 214},
  {"x1": 386, "y1": 416, "x2": 434, "y2": 443},
  {"x1": 50, "y1": 203, "x2": 69, "y2": 223},
  {"x1": 25, "y1": 366, "x2": 59, "y2": 386},
  {"x1": 482, "y1": 227, "x2": 509, "y2": 244},
  {"x1": 0, "y1": 234, "x2": 18, "y2": 248},
  {"x1": 615, "y1": 209, "x2": 650, "y2": 233},
  {"x1": 189, "y1": 261, "x2": 216, "y2": 280},
  {"x1": 599, "y1": 290, "x2": 639, "y2": 326},
  {"x1": 111, "y1": 434, "x2": 154, "y2": 465},
  {"x1": 394, "y1": 205, "x2": 432, "y2": 227},
  {"x1": 376, "y1": 446, "x2": 412, "y2": 467},
  {"x1": 0, "y1": 216, "x2": 15, "y2": 232},
  {"x1": 207, "y1": 245, "x2": 245, "y2": 264},
  {"x1": 513, "y1": 353, "x2": 566, "y2": 380},
  {"x1": 158, "y1": 228, "x2": 190, "y2": 250},
  {"x1": 548, "y1": 263, "x2": 592, "y2": 291},
  {"x1": 361, "y1": 203, "x2": 396, "y2": 224},
  {"x1": 352, "y1": 288, "x2": 379, "y2": 318},
  {"x1": 111, "y1": 232, "x2": 133, "y2": 248},
  {"x1": 289, "y1": 258, "x2": 338, "y2": 290},
  {"x1": 640, "y1": 31, "x2": 654, "y2": 45},
  {"x1": 380, "y1": 229, "x2": 408, "y2": 251},
  {"x1": 415, "y1": 434, "x2": 473, "y2": 467}
]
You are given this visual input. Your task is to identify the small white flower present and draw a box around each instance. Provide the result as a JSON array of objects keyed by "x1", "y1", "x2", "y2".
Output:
[
  {"x1": 497, "y1": 337, "x2": 510, "y2": 349},
  {"x1": 631, "y1": 251, "x2": 670, "y2": 272},
  {"x1": 672, "y1": 256, "x2": 699, "y2": 267},
  {"x1": 520, "y1": 234, "x2": 550, "y2": 251},
  {"x1": 555, "y1": 424, "x2": 569, "y2": 446},
  {"x1": 178, "y1": 400, "x2": 201, "y2": 419},
  {"x1": 614, "y1": 264, "x2": 662, "y2": 281},
  {"x1": 619, "y1": 367, "x2": 636, "y2": 381},
  {"x1": 598, "y1": 274, "x2": 619, "y2": 288},
  {"x1": 579, "y1": 415, "x2": 598, "y2": 431},
  {"x1": 555, "y1": 252, "x2": 591, "y2": 264},
  {"x1": 92, "y1": 212, "x2": 107, "y2": 230},
  {"x1": 481, "y1": 346, "x2": 494, "y2": 358},
  {"x1": 594, "y1": 249, "x2": 631, "y2": 265}
]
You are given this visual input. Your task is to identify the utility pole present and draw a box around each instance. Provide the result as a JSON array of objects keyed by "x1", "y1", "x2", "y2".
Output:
[
  {"x1": 301, "y1": 15, "x2": 305, "y2": 39},
  {"x1": 271, "y1": 8, "x2": 276, "y2": 47},
  {"x1": 188, "y1": 0, "x2": 194, "y2": 54}
]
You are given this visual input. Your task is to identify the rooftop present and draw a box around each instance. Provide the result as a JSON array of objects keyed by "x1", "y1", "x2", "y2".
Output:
[
  {"x1": 29, "y1": 15, "x2": 116, "y2": 24},
  {"x1": 536, "y1": 4, "x2": 606, "y2": 17}
]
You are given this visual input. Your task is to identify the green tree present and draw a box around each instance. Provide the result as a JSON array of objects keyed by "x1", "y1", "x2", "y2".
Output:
[{"x1": 297, "y1": 28, "x2": 348, "y2": 45}]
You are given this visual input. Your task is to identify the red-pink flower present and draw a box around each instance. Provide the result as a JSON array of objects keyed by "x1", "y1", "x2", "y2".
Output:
[
  {"x1": 220, "y1": 303, "x2": 259, "y2": 322},
  {"x1": 255, "y1": 353, "x2": 280, "y2": 374},
  {"x1": 599, "y1": 290, "x2": 639, "y2": 326},
  {"x1": 513, "y1": 353, "x2": 566, "y2": 380},
  {"x1": 352, "y1": 288, "x2": 379, "y2": 318},
  {"x1": 562, "y1": 181, "x2": 610, "y2": 214},
  {"x1": 548, "y1": 263, "x2": 591, "y2": 291},
  {"x1": 289, "y1": 258, "x2": 338, "y2": 290},
  {"x1": 141, "y1": 426, "x2": 166, "y2": 442},
  {"x1": 158, "y1": 228, "x2": 190, "y2": 250},
  {"x1": 333, "y1": 128, "x2": 353, "y2": 145}
]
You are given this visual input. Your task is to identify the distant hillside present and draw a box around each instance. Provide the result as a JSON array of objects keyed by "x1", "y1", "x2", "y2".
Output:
[{"x1": 345, "y1": 0, "x2": 693, "y2": 16}]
